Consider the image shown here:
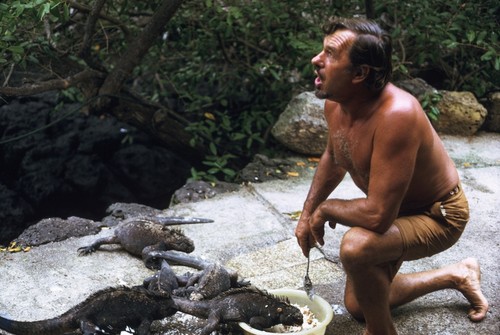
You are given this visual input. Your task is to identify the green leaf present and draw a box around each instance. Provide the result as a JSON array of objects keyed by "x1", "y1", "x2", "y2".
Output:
[
  {"x1": 38, "y1": 3, "x2": 51, "y2": 20},
  {"x1": 466, "y1": 31, "x2": 475, "y2": 43},
  {"x1": 480, "y1": 50, "x2": 494, "y2": 61},
  {"x1": 209, "y1": 142, "x2": 217, "y2": 155},
  {"x1": 268, "y1": 68, "x2": 280, "y2": 80},
  {"x1": 207, "y1": 167, "x2": 219, "y2": 175},
  {"x1": 430, "y1": 106, "x2": 440, "y2": 117},
  {"x1": 7, "y1": 45, "x2": 24, "y2": 54},
  {"x1": 222, "y1": 168, "x2": 236, "y2": 176},
  {"x1": 427, "y1": 112, "x2": 438, "y2": 121},
  {"x1": 443, "y1": 40, "x2": 458, "y2": 49},
  {"x1": 231, "y1": 133, "x2": 246, "y2": 141},
  {"x1": 476, "y1": 31, "x2": 487, "y2": 43}
]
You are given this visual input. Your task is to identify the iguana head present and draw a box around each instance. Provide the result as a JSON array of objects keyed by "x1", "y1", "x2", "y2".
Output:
[
  {"x1": 266, "y1": 294, "x2": 303, "y2": 326},
  {"x1": 276, "y1": 302, "x2": 303, "y2": 326},
  {"x1": 164, "y1": 228, "x2": 195, "y2": 253}
]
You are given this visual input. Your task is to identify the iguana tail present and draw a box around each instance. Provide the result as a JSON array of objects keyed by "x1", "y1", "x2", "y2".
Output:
[
  {"x1": 172, "y1": 296, "x2": 211, "y2": 319},
  {"x1": 0, "y1": 314, "x2": 76, "y2": 335},
  {"x1": 147, "y1": 250, "x2": 212, "y2": 270}
]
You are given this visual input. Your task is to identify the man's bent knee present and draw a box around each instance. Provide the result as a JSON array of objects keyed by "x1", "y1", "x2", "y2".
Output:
[{"x1": 340, "y1": 227, "x2": 376, "y2": 267}]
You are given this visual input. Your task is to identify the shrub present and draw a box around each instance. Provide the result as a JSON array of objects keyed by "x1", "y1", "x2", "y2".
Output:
[
  {"x1": 140, "y1": 0, "x2": 338, "y2": 180},
  {"x1": 379, "y1": 0, "x2": 499, "y2": 97}
]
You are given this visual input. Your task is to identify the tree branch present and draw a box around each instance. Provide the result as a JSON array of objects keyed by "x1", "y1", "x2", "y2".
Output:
[
  {"x1": 66, "y1": 0, "x2": 130, "y2": 37},
  {"x1": 98, "y1": 0, "x2": 184, "y2": 99},
  {"x1": 78, "y1": 0, "x2": 107, "y2": 67},
  {"x1": 0, "y1": 69, "x2": 105, "y2": 97},
  {"x1": 2, "y1": 64, "x2": 15, "y2": 87}
]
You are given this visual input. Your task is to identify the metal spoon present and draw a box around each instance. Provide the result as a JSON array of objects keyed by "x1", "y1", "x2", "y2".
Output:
[{"x1": 304, "y1": 253, "x2": 315, "y2": 300}]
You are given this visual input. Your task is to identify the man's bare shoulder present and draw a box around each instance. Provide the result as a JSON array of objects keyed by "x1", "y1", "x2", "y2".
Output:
[
  {"x1": 376, "y1": 84, "x2": 427, "y2": 130},
  {"x1": 383, "y1": 84, "x2": 421, "y2": 113}
]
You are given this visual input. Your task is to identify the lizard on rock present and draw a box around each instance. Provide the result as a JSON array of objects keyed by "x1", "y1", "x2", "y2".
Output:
[
  {"x1": 144, "y1": 250, "x2": 250, "y2": 300},
  {"x1": 77, "y1": 217, "x2": 197, "y2": 259},
  {"x1": 172, "y1": 286, "x2": 303, "y2": 335},
  {"x1": 143, "y1": 259, "x2": 180, "y2": 295},
  {"x1": 0, "y1": 286, "x2": 176, "y2": 335}
]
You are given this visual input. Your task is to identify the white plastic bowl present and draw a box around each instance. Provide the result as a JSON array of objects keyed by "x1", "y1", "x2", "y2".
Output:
[{"x1": 239, "y1": 289, "x2": 333, "y2": 335}]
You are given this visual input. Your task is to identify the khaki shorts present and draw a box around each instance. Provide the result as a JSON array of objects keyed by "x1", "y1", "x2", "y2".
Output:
[{"x1": 390, "y1": 183, "x2": 469, "y2": 279}]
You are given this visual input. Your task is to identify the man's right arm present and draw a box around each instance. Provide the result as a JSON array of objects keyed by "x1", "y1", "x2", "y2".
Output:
[{"x1": 295, "y1": 140, "x2": 346, "y2": 256}]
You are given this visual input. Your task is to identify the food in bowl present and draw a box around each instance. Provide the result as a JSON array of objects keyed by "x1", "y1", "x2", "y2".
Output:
[
  {"x1": 265, "y1": 304, "x2": 319, "y2": 333},
  {"x1": 239, "y1": 289, "x2": 333, "y2": 335}
]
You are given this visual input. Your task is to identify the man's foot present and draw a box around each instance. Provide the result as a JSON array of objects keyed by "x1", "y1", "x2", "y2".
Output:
[{"x1": 455, "y1": 258, "x2": 489, "y2": 322}]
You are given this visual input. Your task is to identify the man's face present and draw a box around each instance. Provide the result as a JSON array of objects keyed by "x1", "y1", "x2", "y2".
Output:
[{"x1": 311, "y1": 30, "x2": 356, "y2": 100}]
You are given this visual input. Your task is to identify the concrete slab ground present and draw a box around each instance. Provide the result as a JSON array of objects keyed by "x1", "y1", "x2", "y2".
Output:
[{"x1": 0, "y1": 132, "x2": 498, "y2": 335}]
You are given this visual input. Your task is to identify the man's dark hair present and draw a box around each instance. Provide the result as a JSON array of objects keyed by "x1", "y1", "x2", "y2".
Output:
[{"x1": 322, "y1": 17, "x2": 392, "y2": 91}]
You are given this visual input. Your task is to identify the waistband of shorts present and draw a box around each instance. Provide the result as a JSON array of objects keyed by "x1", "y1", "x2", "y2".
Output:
[{"x1": 438, "y1": 184, "x2": 461, "y2": 202}]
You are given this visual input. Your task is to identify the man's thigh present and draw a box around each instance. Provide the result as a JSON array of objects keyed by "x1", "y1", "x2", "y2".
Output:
[{"x1": 394, "y1": 212, "x2": 464, "y2": 262}]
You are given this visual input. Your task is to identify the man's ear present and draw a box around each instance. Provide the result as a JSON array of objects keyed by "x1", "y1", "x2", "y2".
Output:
[{"x1": 352, "y1": 65, "x2": 370, "y2": 84}]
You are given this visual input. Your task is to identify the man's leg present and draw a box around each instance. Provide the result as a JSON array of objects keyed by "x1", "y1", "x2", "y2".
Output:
[
  {"x1": 388, "y1": 257, "x2": 488, "y2": 321},
  {"x1": 340, "y1": 225, "x2": 404, "y2": 335},
  {"x1": 340, "y1": 226, "x2": 488, "y2": 335}
]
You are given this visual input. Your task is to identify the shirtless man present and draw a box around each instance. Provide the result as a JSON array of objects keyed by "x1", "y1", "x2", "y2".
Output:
[{"x1": 294, "y1": 17, "x2": 488, "y2": 335}]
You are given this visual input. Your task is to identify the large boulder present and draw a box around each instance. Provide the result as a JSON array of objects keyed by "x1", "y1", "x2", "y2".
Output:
[
  {"x1": 271, "y1": 91, "x2": 327, "y2": 155},
  {"x1": 394, "y1": 79, "x2": 491, "y2": 136},
  {"x1": 396, "y1": 78, "x2": 438, "y2": 99},
  {"x1": 432, "y1": 91, "x2": 487, "y2": 135}
]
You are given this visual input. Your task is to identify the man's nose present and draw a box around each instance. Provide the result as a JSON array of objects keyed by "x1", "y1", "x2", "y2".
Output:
[{"x1": 311, "y1": 52, "x2": 323, "y2": 67}]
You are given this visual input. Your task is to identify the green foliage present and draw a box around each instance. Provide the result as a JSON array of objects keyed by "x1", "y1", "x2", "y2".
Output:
[
  {"x1": 420, "y1": 91, "x2": 442, "y2": 121},
  {"x1": 0, "y1": 1, "x2": 67, "y2": 65},
  {"x1": 139, "y1": 0, "x2": 339, "y2": 181},
  {"x1": 195, "y1": 142, "x2": 238, "y2": 182},
  {"x1": 379, "y1": 0, "x2": 499, "y2": 97},
  {"x1": 0, "y1": 1, "x2": 159, "y2": 70}
]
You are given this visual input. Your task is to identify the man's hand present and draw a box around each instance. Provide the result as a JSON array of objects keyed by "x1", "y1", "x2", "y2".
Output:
[
  {"x1": 295, "y1": 213, "x2": 315, "y2": 257},
  {"x1": 295, "y1": 207, "x2": 337, "y2": 256},
  {"x1": 309, "y1": 207, "x2": 328, "y2": 247}
]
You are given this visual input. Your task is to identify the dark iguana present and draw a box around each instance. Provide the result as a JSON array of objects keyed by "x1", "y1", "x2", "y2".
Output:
[
  {"x1": 172, "y1": 286, "x2": 303, "y2": 335},
  {"x1": 143, "y1": 259, "x2": 180, "y2": 295},
  {"x1": 0, "y1": 286, "x2": 176, "y2": 335},
  {"x1": 77, "y1": 217, "x2": 202, "y2": 258},
  {"x1": 144, "y1": 250, "x2": 250, "y2": 300}
]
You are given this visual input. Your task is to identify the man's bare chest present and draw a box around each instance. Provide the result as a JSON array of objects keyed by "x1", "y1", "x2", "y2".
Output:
[{"x1": 330, "y1": 126, "x2": 374, "y2": 180}]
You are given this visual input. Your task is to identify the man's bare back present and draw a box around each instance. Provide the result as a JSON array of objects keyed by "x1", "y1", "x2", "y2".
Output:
[{"x1": 325, "y1": 83, "x2": 459, "y2": 212}]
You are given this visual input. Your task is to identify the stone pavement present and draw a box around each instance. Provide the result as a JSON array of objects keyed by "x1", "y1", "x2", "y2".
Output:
[{"x1": 0, "y1": 132, "x2": 499, "y2": 335}]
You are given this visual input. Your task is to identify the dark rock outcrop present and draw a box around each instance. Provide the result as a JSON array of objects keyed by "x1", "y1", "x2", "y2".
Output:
[
  {"x1": 482, "y1": 91, "x2": 500, "y2": 132},
  {"x1": 0, "y1": 93, "x2": 191, "y2": 244},
  {"x1": 14, "y1": 216, "x2": 102, "y2": 247},
  {"x1": 171, "y1": 180, "x2": 240, "y2": 205}
]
